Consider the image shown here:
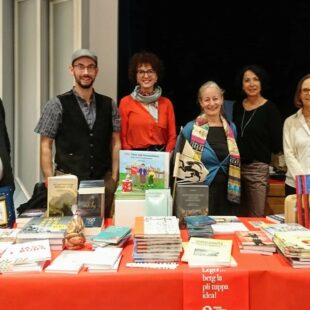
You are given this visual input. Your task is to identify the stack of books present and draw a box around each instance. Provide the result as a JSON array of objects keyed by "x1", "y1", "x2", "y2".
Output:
[
  {"x1": 265, "y1": 213, "x2": 285, "y2": 224},
  {"x1": 236, "y1": 230, "x2": 276, "y2": 255},
  {"x1": 273, "y1": 230, "x2": 310, "y2": 268},
  {"x1": 84, "y1": 247, "x2": 123, "y2": 272},
  {"x1": 260, "y1": 223, "x2": 309, "y2": 239},
  {"x1": 0, "y1": 228, "x2": 21, "y2": 255},
  {"x1": 45, "y1": 247, "x2": 123, "y2": 274},
  {"x1": 45, "y1": 250, "x2": 89, "y2": 274},
  {"x1": 90, "y1": 225, "x2": 131, "y2": 248},
  {"x1": 0, "y1": 239, "x2": 51, "y2": 273},
  {"x1": 133, "y1": 216, "x2": 182, "y2": 263},
  {"x1": 185, "y1": 215, "x2": 215, "y2": 238},
  {"x1": 16, "y1": 216, "x2": 73, "y2": 250}
]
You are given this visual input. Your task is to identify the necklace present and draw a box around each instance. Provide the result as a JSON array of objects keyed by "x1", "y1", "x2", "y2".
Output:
[{"x1": 241, "y1": 108, "x2": 257, "y2": 137}]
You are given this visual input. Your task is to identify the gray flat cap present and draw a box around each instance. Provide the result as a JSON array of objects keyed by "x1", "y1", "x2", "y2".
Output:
[{"x1": 71, "y1": 48, "x2": 97, "y2": 64}]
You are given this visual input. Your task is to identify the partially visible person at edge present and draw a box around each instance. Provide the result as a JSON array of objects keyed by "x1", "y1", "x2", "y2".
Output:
[
  {"x1": 233, "y1": 65, "x2": 283, "y2": 217},
  {"x1": 0, "y1": 98, "x2": 15, "y2": 191},
  {"x1": 177, "y1": 81, "x2": 241, "y2": 215},
  {"x1": 119, "y1": 51, "x2": 176, "y2": 158},
  {"x1": 0, "y1": 98, "x2": 15, "y2": 227},
  {"x1": 283, "y1": 74, "x2": 310, "y2": 196},
  {"x1": 34, "y1": 48, "x2": 121, "y2": 218}
]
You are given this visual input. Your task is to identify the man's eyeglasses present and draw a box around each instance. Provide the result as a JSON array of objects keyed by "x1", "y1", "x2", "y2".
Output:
[
  {"x1": 73, "y1": 64, "x2": 97, "y2": 72},
  {"x1": 301, "y1": 88, "x2": 310, "y2": 94},
  {"x1": 137, "y1": 69, "x2": 155, "y2": 76}
]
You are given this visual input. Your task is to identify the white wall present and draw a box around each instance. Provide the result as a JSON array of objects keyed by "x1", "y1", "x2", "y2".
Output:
[
  {"x1": 1, "y1": 0, "x2": 118, "y2": 206},
  {"x1": 89, "y1": 0, "x2": 118, "y2": 102}
]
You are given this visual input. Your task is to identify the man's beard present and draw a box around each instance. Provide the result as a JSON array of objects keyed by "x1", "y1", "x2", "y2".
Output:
[{"x1": 76, "y1": 79, "x2": 94, "y2": 89}]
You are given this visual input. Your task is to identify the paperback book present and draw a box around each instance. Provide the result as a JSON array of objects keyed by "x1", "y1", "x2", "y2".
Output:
[
  {"x1": 0, "y1": 239, "x2": 51, "y2": 273},
  {"x1": 186, "y1": 237, "x2": 233, "y2": 267},
  {"x1": 82, "y1": 217, "x2": 103, "y2": 237},
  {"x1": 236, "y1": 230, "x2": 276, "y2": 255},
  {"x1": 175, "y1": 183, "x2": 209, "y2": 228},
  {"x1": 145, "y1": 189, "x2": 172, "y2": 216},
  {"x1": 211, "y1": 222, "x2": 248, "y2": 235},
  {"x1": 266, "y1": 213, "x2": 285, "y2": 224},
  {"x1": 47, "y1": 175, "x2": 78, "y2": 217},
  {"x1": 16, "y1": 216, "x2": 72, "y2": 240},
  {"x1": 260, "y1": 223, "x2": 309, "y2": 238},
  {"x1": 77, "y1": 179, "x2": 105, "y2": 218},
  {"x1": 92, "y1": 225, "x2": 131, "y2": 244},
  {"x1": 119, "y1": 150, "x2": 170, "y2": 191},
  {"x1": 45, "y1": 250, "x2": 93, "y2": 274}
]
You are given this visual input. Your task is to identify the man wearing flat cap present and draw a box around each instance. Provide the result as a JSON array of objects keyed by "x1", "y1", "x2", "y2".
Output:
[{"x1": 35, "y1": 48, "x2": 121, "y2": 218}]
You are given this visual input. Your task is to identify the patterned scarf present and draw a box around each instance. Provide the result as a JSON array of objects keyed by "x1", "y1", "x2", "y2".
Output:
[
  {"x1": 190, "y1": 113, "x2": 241, "y2": 204},
  {"x1": 131, "y1": 85, "x2": 162, "y2": 122}
]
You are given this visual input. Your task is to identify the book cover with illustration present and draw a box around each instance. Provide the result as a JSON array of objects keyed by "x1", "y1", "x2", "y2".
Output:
[
  {"x1": 47, "y1": 175, "x2": 78, "y2": 217},
  {"x1": 186, "y1": 237, "x2": 233, "y2": 267},
  {"x1": 175, "y1": 183, "x2": 209, "y2": 228},
  {"x1": 119, "y1": 150, "x2": 170, "y2": 193},
  {"x1": 16, "y1": 216, "x2": 72, "y2": 240},
  {"x1": 77, "y1": 180, "x2": 105, "y2": 218}
]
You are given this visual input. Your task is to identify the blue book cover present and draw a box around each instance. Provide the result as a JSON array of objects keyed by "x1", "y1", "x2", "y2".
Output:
[
  {"x1": 92, "y1": 225, "x2": 131, "y2": 244},
  {"x1": 185, "y1": 215, "x2": 216, "y2": 227}
]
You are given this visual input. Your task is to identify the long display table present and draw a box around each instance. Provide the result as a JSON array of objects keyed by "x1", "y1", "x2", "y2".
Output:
[{"x1": 1, "y1": 218, "x2": 310, "y2": 310}]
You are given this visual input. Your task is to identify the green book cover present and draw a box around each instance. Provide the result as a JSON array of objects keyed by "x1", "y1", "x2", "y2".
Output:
[{"x1": 92, "y1": 225, "x2": 131, "y2": 244}]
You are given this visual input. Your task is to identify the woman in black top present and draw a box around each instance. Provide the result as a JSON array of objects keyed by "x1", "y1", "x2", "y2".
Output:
[{"x1": 233, "y1": 65, "x2": 282, "y2": 217}]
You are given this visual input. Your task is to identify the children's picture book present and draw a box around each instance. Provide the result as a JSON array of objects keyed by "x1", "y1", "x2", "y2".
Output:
[
  {"x1": 47, "y1": 175, "x2": 78, "y2": 217},
  {"x1": 77, "y1": 180, "x2": 105, "y2": 218},
  {"x1": 119, "y1": 150, "x2": 170, "y2": 191}
]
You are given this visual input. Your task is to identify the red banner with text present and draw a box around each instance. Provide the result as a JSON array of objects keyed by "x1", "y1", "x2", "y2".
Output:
[{"x1": 183, "y1": 267, "x2": 249, "y2": 310}]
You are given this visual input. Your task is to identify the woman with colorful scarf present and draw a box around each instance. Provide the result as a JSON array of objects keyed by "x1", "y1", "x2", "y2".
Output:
[
  {"x1": 119, "y1": 51, "x2": 176, "y2": 157},
  {"x1": 179, "y1": 81, "x2": 241, "y2": 215}
]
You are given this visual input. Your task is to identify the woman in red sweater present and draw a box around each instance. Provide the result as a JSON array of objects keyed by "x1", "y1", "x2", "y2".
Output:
[{"x1": 119, "y1": 51, "x2": 176, "y2": 157}]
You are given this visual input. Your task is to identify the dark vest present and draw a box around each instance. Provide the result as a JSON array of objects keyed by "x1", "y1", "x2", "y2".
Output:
[{"x1": 55, "y1": 91, "x2": 113, "y2": 180}]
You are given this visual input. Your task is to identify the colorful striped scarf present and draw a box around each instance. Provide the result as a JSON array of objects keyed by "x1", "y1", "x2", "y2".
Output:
[{"x1": 190, "y1": 113, "x2": 241, "y2": 203}]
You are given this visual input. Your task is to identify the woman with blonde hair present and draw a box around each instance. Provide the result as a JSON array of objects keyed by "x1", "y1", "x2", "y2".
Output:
[{"x1": 177, "y1": 81, "x2": 241, "y2": 215}]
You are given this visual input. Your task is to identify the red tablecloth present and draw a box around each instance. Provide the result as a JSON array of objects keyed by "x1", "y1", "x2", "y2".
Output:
[{"x1": 1, "y1": 218, "x2": 310, "y2": 310}]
